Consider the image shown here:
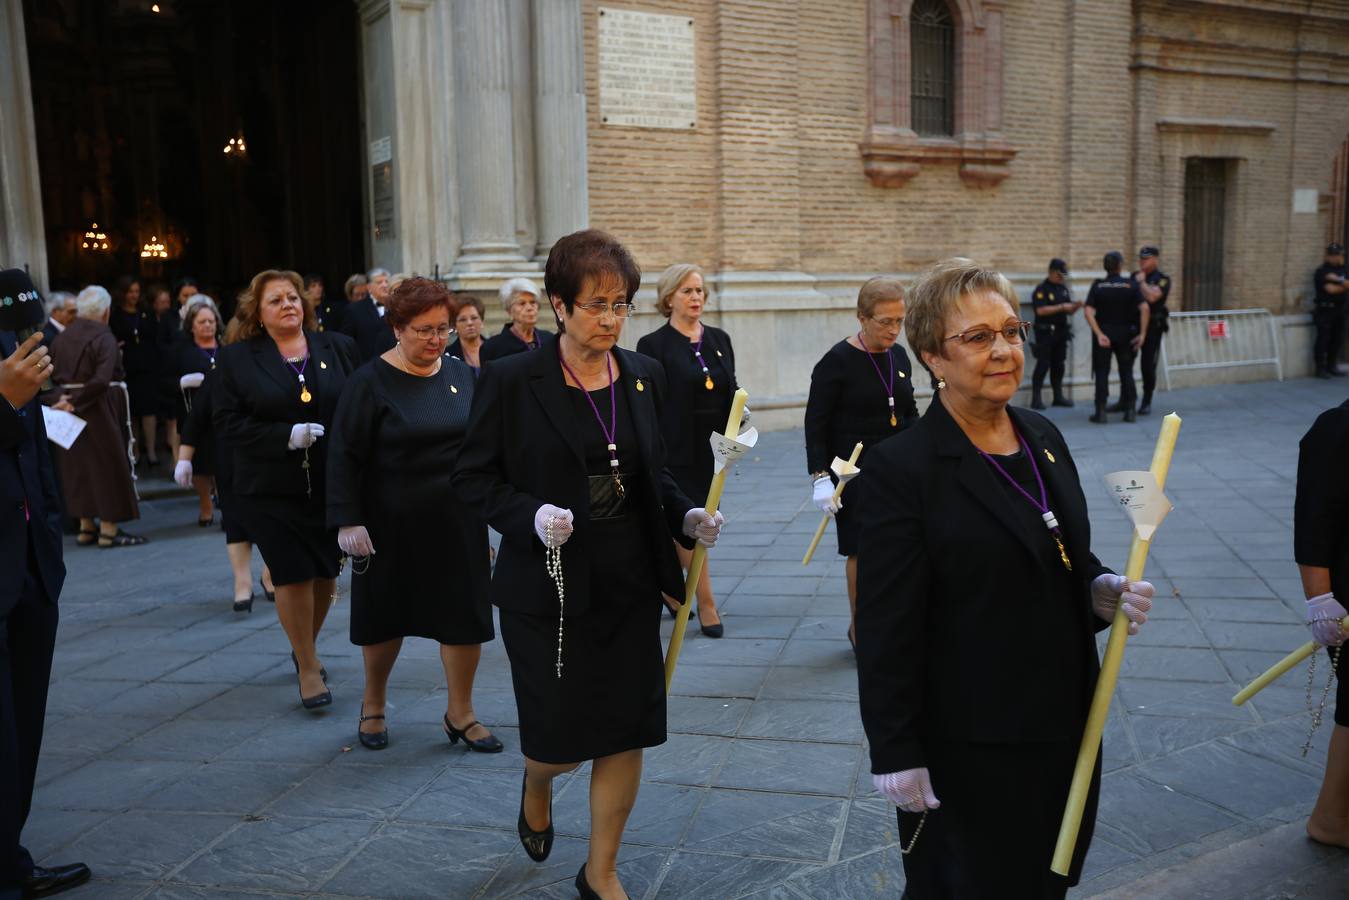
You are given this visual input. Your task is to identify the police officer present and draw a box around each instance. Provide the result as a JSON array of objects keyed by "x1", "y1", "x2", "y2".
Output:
[
  {"x1": 1029, "y1": 258, "x2": 1080, "y2": 410},
  {"x1": 1131, "y1": 246, "x2": 1171, "y2": 414},
  {"x1": 1312, "y1": 242, "x2": 1347, "y2": 379},
  {"x1": 1084, "y1": 251, "x2": 1149, "y2": 424}
]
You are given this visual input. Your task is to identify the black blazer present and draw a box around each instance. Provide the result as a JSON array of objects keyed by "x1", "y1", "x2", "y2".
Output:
[
  {"x1": 1295, "y1": 400, "x2": 1349, "y2": 601},
  {"x1": 453, "y1": 343, "x2": 695, "y2": 617},
  {"x1": 213, "y1": 330, "x2": 358, "y2": 497},
  {"x1": 479, "y1": 323, "x2": 555, "y2": 363},
  {"x1": 854, "y1": 397, "x2": 1112, "y2": 774},
  {"x1": 340, "y1": 298, "x2": 395, "y2": 363},
  {"x1": 635, "y1": 322, "x2": 739, "y2": 469},
  {"x1": 0, "y1": 331, "x2": 65, "y2": 612}
]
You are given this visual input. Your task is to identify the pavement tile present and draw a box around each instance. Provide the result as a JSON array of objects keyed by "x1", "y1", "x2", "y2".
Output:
[
  {"x1": 1137, "y1": 742, "x2": 1323, "y2": 819},
  {"x1": 174, "y1": 816, "x2": 380, "y2": 891},
  {"x1": 35, "y1": 759, "x2": 199, "y2": 811},
  {"x1": 644, "y1": 733, "x2": 733, "y2": 788},
  {"x1": 396, "y1": 766, "x2": 527, "y2": 829},
  {"x1": 714, "y1": 739, "x2": 859, "y2": 796},
  {"x1": 553, "y1": 777, "x2": 703, "y2": 846},
  {"x1": 654, "y1": 851, "x2": 818, "y2": 899},
  {"x1": 788, "y1": 846, "x2": 906, "y2": 897},
  {"x1": 58, "y1": 810, "x2": 239, "y2": 881},
  {"x1": 321, "y1": 823, "x2": 517, "y2": 898},
  {"x1": 681, "y1": 788, "x2": 844, "y2": 862},
  {"x1": 141, "y1": 761, "x2": 317, "y2": 814},
  {"x1": 758, "y1": 665, "x2": 859, "y2": 702},
  {"x1": 737, "y1": 699, "x2": 864, "y2": 744},
  {"x1": 666, "y1": 664, "x2": 771, "y2": 698},
  {"x1": 1094, "y1": 772, "x2": 1243, "y2": 856},
  {"x1": 668, "y1": 695, "x2": 754, "y2": 737}
]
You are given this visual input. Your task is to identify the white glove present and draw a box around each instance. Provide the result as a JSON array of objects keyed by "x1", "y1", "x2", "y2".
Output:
[
  {"x1": 338, "y1": 525, "x2": 376, "y2": 558},
  {"x1": 683, "y1": 508, "x2": 725, "y2": 548},
  {"x1": 534, "y1": 505, "x2": 574, "y2": 548},
  {"x1": 1306, "y1": 593, "x2": 1348, "y2": 647},
  {"x1": 287, "y1": 423, "x2": 325, "y2": 450},
  {"x1": 173, "y1": 460, "x2": 193, "y2": 487},
  {"x1": 812, "y1": 476, "x2": 840, "y2": 515},
  {"x1": 874, "y1": 769, "x2": 941, "y2": 813},
  {"x1": 179, "y1": 372, "x2": 205, "y2": 390},
  {"x1": 1090, "y1": 573, "x2": 1156, "y2": 635}
]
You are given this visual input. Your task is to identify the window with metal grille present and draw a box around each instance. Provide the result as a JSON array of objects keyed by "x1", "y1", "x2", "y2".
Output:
[{"x1": 910, "y1": 0, "x2": 955, "y2": 137}]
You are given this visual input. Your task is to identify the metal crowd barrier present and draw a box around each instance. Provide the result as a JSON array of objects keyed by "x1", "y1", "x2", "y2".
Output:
[
  {"x1": 57, "y1": 380, "x2": 140, "y2": 499},
  {"x1": 1159, "y1": 308, "x2": 1283, "y2": 391}
]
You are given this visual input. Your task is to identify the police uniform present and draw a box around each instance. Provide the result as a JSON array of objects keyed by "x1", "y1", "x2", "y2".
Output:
[
  {"x1": 1312, "y1": 244, "x2": 1347, "y2": 378},
  {"x1": 1084, "y1": 268, "x2": 1144, "y2": 422},
  {"x1": 1132, "y1": 251, "x2": 1171, "y2": 413},
  {"x1": 1030, "y1": 263, "x2": 1074, "y2": 409}
]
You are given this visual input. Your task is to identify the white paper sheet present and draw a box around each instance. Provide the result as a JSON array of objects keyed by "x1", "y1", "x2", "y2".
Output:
[
  {"x1": 1104, "y1": 469, "x2": 1173, "y2": 540},
  {"x1": 41, "y1": 406, "x2": 87, "y2": 450}
]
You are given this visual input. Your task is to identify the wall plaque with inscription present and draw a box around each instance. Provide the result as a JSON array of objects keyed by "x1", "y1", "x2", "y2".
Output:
[{"x1": 598, "y1": 7, "x2": 696, "y2": 130}]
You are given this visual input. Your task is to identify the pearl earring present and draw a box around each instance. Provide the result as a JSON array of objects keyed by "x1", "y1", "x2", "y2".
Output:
[{"x1": 937, "y1": 377, "x2": 947, "y2": 390}]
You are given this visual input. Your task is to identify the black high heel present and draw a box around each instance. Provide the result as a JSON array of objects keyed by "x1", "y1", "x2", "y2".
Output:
[
  {"x1": 443, "y1": 714, "x2": 503, "y2": 753},
  {"x1": 517, "y1": 770, "x2": 554, "y2": 862},
  {"x1": 663, "y1": 597, "x2": 680, "y2": 620},
  {"x1": 232, "y1": 593, "x2": 254, "y2": 613},
  {"x1": 263, "y1": 587, "x2": 275, "y2": 603},
  {"x1": 358, "y1": 705, "x2": 388, "y2": 750},
  {"x1": 297, "y1": 678, "x2": 332, "y2": 711},
  {"x1": 575, "y1": 863, "x2": 610, "y2": 900}
]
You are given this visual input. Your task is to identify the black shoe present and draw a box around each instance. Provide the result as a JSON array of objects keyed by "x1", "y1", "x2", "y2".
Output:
[
  {"x1": 444, "y1": 714, "x2": 504, "y2": 753},
  {"x1": 517, "y1": 770, "x2": 554, "y2": 862},
  {"x1": 663, "y1": 598, "x2": 680, "y2": 620},
  {"x1": 1052, "y1": 395, "x2": 1074, "y2": 408},
  {"x1": 358, "y1": 705, "x2": 388, "y2": 750},
  {"x1": 1123, "y1": 408, "x2": 1137, "y2": 423},
  {"x1": 700, "y1": 621, "x2": 724, "y2": 638},
  {"x1": 232, "y1": 593, "x2": 254, "y2": 613},
  {"x1": 298, "y1": 682, "x2": 332, "y2": 711},
  {"x1": 290, "y1": 651, "x2": 327, "y2": 683},
  {"x1": 575, "y1": 863, "x2": 602, "y2": 900},
  {"x1": 23, "y1": 862, "x2": 92, "y2": 898},
  {"x1": 1137, "y1": 400, "x2": 1152, "y2": 416},
  {"x1": 1089, "y1": 408, "x2": 1108, "y2": 424},
  {"x1": 1106, "y1": 400, "x2": 1125, "y2": 413},
  {"x1": 263, "y1": 587, "x2": 276, "y2": 603},
  {"x1": 1030, "y1": 393, "x2": 1046, "y2": 411}
]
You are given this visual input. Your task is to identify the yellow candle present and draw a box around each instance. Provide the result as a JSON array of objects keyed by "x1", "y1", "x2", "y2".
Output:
[
  {"x1": 1232, "y1": 615, "x2": 1349, "y2": 705},
  {"x1": 802, "y1": 442, "x2": 864, "y2": 567}
]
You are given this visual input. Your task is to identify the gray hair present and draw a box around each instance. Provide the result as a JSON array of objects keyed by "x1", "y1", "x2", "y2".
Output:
[
  {"x1": 367, "y1": 267, "x2": 391, "y2": 281},
  {"x1": 344, "y1": 273, "x2": 368, "y2": 300},
  {"x1": 183, "y1": 296, "x2": 221, "y2": 330},
  {"x1": 45, "y1": 290, "x2": 76, "y2": 316},
  {"x1": 75, "y1": 285, "x2": 112, "y2": 319},
  {"x1": 499, "y1": 276, "x2": 540, "y2": 311}
]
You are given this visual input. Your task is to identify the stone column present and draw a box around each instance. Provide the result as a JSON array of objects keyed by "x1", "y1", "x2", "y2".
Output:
[
  {"x1": 531, "y1": 0, "x2": 589, "y2": 259},
  {"x1": 0, "y1": 2, "x2": 49, "y2": 289},
  {"x1": 452, "y1": 0, "x2": 528, "y2": 268}
]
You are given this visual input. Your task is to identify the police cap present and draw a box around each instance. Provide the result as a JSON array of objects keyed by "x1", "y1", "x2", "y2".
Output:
[
  {"x1": 1138, "y1": 245, "x2": 1159, "y2": 259},
  {"x1": 1048, "y1": 258, "x2": 1068, "y2": 274},
  {"x1": 1327, "y1": 242, "x2": 1345, "y2": 256}
]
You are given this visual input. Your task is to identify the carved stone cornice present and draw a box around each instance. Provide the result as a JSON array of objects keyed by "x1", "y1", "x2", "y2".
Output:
[{"x1": 860, "y1": 129, "x2": 1016, "y2": 187}]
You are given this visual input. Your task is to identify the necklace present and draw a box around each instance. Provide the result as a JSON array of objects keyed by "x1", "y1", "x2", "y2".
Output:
[
  {"x1": 197, "y1": 344, "x2": 218, "y2": 369},
  {"x1": 978, "y1": 431, "x2": 1072, "y2": 572},
  {"x1": 545, "y1": 516, "x2": 566, "y2": 679},
  {"x1": 395, "y1": 344, "x2": 441, "y2": 377},
  {"x1": 857, "y1": 332, "x2": 898, "y2": 427},
  {"x1": 691, "y1": 324, "x2": 714, "y2": 391},
  {"x1": 282, "y1": 352, "x2": 312, "y2": 403},
  {"x1": 559, "y1": 352, "x2": 623, "y2": 499}
]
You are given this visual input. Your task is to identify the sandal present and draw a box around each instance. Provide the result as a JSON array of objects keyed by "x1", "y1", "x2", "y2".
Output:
[
  {"x1": 76, "y1": 528, "x2": 97, "y2": 546},
  {"x1": 98, "y1": 529, "x2": 148, "y2": 548}
]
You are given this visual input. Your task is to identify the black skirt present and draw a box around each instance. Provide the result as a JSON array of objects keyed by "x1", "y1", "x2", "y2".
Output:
[
  {"x1": 898, "y1": 739, "x2": 1098, "y2": 899},
  {"x1": 231, "y1": 492, "x2": 340, "y2": 586},
  {"x1": 499, "y1": 513, "x2": 666, "y2": 764},
  {"x1": 834, "y1": 478, "x2": 864, "y2": 557}
]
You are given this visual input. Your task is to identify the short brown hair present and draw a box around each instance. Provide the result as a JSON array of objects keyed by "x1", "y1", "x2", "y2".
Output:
[
  {"x1": 455, "y1": 294, "x2": 485, "y2": 319},
  {"x1": 385, "y1": 277, "x2": 457, "y2": 330},
  {"x1": 233, "y1": 270, "x2": 317, "y2": 341},
  {"x1": 655, "y1": 263, "x2": 708, "y2": 318},
  {"x1": 857, "y1": 277, "x2": 905, "y2": 318},
  {"x1": 905, "y1": 258, "x2": 1019, "y2": 371},
  {"x1": 344, "y1": 273, "x2": 368, "y2": 301},
  {"x1": 544, "y1": 229, "x2": 641, "y2": 315}
]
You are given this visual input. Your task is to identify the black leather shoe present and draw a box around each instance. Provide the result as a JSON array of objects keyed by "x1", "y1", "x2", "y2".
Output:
[
  {"x1": 663, "y1": 598, "x2": 680, "y2": 620},
  {"x1": 444, "y1": 714, "x2": 504, "y2": 752},
  {"x1": 1089, "y1": 408, "x2": 1108, "y2": 424},
  {"x1": 299, "y1": 683, "x2": 332, "y2": 710},
  {"x1": 1123, "y1": 408, "x2": 1137, "y2": 423},
  {"x1": 575, "y1": 863, "x2": 602, "y2": 900},
  {"x1": 358, "y1": 705, "x2": 388, "y2": 750},
  {"x1": 1029, "y1": 393, "x2": 1046, "y2": 410},
  {"x1": 232, "y1": 593, "x2": 254, "y2": 613},
  {"x1": 700, "y1": 622, "x2": 724, "y2": 638},
  {"x1": 23, "y1": 862, "x2": 91, "y2": 898},
  {"x1": 263, "y1": 587, "x2": 276, "y2": 603},
  {"x1": 518, "y1": 770, "x2": 554, "y2": 862},
  {"x1": 1137, "y1": 400, "x2": 1152, "y2": 416},
  {"x1": 1106, "y1": 400, "x2": 1125, "y2": 413},
  {"x1": 1052, "y1": 395, "x2": 1074, "y2": 408}
]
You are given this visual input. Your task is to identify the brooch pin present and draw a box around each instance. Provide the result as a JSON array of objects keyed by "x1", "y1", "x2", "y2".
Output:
[
  {"x1": 636, "y1": 379, "x2": 645, "y2": 392},
  {"x1": 450, "y1": 384, "x2": 459, "y2": 394},
  {"x1": 1044, "y1": 449, "x2": 1056, "y2": 463},
  {"x1": 320, "y1": 361, "x2": 328, "y2": 369}
]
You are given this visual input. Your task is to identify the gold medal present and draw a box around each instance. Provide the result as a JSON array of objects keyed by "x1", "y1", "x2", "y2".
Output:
[
  {"x1": 890, "y1": 413, "x2": 897, "y2": 427},
  {"x1": 705, "y1": 375, "x2": 715, "y2": 390},
  {"x1": 636, "y1": 379, "x2": 645, "y2": 392},
  {"x1": 300, "y1": 388, "x2": 312, "y2": 403}
]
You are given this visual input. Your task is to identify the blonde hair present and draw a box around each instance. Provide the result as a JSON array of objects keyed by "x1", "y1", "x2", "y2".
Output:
[
  {"x1": 857, "y1": 276, "x2": 905, "y2": 318},
  {"x1": 655, "y1": 263, "x2": 707, "y2": 318},
  {"x1": 233, "y1": 270, "x2": 317, "y2": 341},
  {"x1": 905, "y1": 258, "x2": 1019, "y2": 369}
]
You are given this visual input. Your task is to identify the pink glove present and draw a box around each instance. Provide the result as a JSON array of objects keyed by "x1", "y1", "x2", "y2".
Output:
[
  {"x1": 1306, "y1": 593, "x2": 1348, "y2": 647},
  {"x1": 1090, "y1": 573, "x2": 1155, "y2": 635},
  {"x1": 874, "y1": 769, "x2": 941, "y2": 813}
]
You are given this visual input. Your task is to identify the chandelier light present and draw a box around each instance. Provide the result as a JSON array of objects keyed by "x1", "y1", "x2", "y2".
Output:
[
  {"x1": 81, "y1": 223, "x2": 110, "y2": 252},
  {"x1": 140, "y1": 236, "x2": 169, "y2": 259}
]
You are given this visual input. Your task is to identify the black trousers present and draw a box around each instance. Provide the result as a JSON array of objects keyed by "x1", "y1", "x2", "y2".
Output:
[
  {"x1": 1092, "y1": 337, "x2": 1137, "y2": 409},
  {"x1": 1031, "y1": 331, "x2": 1069, "y2": 395},
  {"x1": 1313, "y1": 306, "x2": 1346, "y2": 370},
  {"x1": 1139, "y1": 325, "x2": 1165, "y2": 400},
  {"x1": 0, "y1": 554, "x2": 58, "y2": 898}
]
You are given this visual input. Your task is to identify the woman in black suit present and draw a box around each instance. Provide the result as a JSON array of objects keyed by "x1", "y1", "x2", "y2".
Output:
[
  {"x1": 804, "y1": 277, "x2": 919, "y2": 646},
  {"x1": 636, "y1": 263, "x2": 736, "y2": 637},
  {"x1": 855, "y1": 259, "x2": 1157, "y2": 899},
  {"x1": 454, "y1": 230, "x2": 723, "y2": 900},
  {"x1": 214, "y1": 269, "x2": 358, "y2": 710},
  {"x1": 108, "y1": 276, "x2": 161, "y2": 467}
]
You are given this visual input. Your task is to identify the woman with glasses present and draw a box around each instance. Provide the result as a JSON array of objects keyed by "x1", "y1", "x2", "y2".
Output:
[
  {"x1": 454, "y1": 229, "x2": 723, "y2": 900},
  {"x1": 804, "y1": 277, "x2": 919, "y2": 648},
  {"x1": 854, "y1": 258, "x2": 1157, "y2": 899},
  {"x1": 480, "y1": 277, "x2": 552, "y2": 363},
  {"x1": 326, "y1": 277, "x2": 497, "y2": 752},
  {"x1": 636, "y1": 263, "x2": 737, "y2": 637}
]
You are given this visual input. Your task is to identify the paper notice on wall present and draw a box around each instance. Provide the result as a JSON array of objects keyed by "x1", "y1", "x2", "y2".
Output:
[
  {"x1": 711, "y1": 426, "x2": 759, "y2": 475},
  {"x1": 1104, "y1": 470, "x2": 1173, "y2": 540},
  {"x1": 42, "y1": 406, "x2": 86, "y2": 450}
]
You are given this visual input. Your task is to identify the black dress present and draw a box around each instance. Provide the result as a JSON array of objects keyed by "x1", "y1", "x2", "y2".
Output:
[
  {"x1": 155, "y1": 311, "x2": 184, "y2": 420},
  {"x1": 804, "y1": 339, "x2": 919, "y2": 556},
  {"x1": 498, "y1": 382, "x2": 666, "y2": 764},
  {"x1": 109, "y1": 308, "x2": 160, "y2": 418},
  {"x1": 181, "y1": 368, "x2": 250, "y2": 543},
  {"x1": 327, "y1": 357, "x2": 493, "y2": 646},
  {"x1": 174, "y1": 341, "x2": 219, "y2": 428}
]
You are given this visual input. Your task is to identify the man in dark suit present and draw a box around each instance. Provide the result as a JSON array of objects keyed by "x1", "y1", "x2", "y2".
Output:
[
  {"x1": 0, "y1": 326, "x2": 90, "y2": 900},
  {"x1": 38, "y1": 293, "x2": 75, "y2": 349},
  {"x1": 341, "y1": 268, "x2": 396, "y2": 363}
]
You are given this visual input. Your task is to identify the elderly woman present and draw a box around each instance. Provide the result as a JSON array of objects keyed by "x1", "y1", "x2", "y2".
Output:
[
  {"x1": 855, "y1": 259, "x2": 1158, "y2": 898},
  {"x1": 108, "y1": 276, "x2": 161, "y2": 467},
  {"x1": 479, "y1": 277, "x2": 552, "y2": 363},
  {"x1": 804, "y1": 277, "x2": 919, "y2": 647},
  {"x1": 215, "y1": 270, "x2": 358, "y2": 709},
  {"x1": 636, "y1": 263, "x2": 737, "y2": 637},
  {"x1": 448, "y1": 294, "x2": 486, "y2": 373},
  {"x1": 171, "y1": 299, "x2": 223, "y2": 527},
  {"x1": 1295, "y1": 399, "x2": 1349, "y2": 849},
  {"x1": 328, "y1": 278, "x2": 496, "y2": 752},
  {"x1": 454, "y1": 229, "x2": 722, "y2": 900},
  {"x1": 51, "y1": 286, "x2": 146, "y2": 547}
]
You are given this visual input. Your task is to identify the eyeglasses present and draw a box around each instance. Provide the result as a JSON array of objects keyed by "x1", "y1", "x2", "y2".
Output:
[
  {"x1": 408, "y1": 325, "x2": 454, "y2": 341},
  {"x1": 943, "y1": 321, "x2": 1030, "y2": 349},
  {"x1": 574, "y1": 301, "x2": 635, "y2": 319},
  {"x1": 869, "y1": 316, "x2": 904, "y2": 330}
]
